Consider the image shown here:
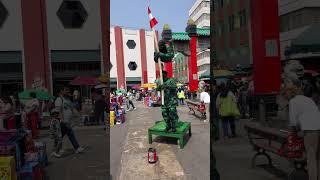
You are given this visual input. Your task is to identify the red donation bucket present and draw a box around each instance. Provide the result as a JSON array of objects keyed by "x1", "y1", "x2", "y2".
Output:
[{"x1": 148, "y1": 148, "x2": 157, "y2": 163}]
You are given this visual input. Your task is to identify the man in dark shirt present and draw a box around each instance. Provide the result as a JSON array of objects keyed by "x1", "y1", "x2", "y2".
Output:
[{"x1": 94, "y1": 90, "x2": 106, "y2": 125}]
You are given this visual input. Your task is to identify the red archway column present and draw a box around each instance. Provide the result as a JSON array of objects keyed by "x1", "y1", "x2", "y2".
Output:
[
  {"x1": 21, "y1": 0, "x2": 51, "y2": 92},
  {"x1": 250, "y1": 0, "x2": 281, "y2": 95},
  {"x1": 189, "y1": 36, "x2": 198, "y2": 92},
  {"x1": 100, "y1": 0, "x2": 110, "y2": 79},
  {"x1": 114, "y1": 26, "x2": 126, "y2": 89},
  {"x1": 139, "y1": 29, "x2": 148, "y2": 83},
  {"x1": 164, "y1": 61, "x2": 173, "y2": 78}
]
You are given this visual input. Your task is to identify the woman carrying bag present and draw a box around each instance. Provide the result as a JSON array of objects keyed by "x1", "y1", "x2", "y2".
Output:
[{"x1": 216, "y1": 83, "x2": 240, "y2": 138}]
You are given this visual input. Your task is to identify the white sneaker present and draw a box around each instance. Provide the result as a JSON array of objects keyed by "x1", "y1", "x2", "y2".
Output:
[
  {"x1": 134, "y1": 108, "x2": 137, "y2": 110},
  {"x1": 75, "y1": 147, "x2": 85, "y2": 154},
  {"x1": 51, "y1": 152, "x2": 61, "y2": 158}
]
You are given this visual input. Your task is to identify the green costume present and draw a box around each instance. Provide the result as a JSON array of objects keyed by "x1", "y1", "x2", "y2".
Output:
[
  {"x1": 154, "y1": 40, "x2": 175, "y2": 64},
  {"x1": 156, "y1": 74, "x2": 179, "y2": 132},
  {"x1": 154, "y1": 24, "x2": 178, "y2": 132}
]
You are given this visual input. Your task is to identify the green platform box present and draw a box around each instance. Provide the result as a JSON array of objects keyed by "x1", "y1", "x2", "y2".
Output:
[{"x1": 148, "y1": 121, "x2": 192, "y2": 149}]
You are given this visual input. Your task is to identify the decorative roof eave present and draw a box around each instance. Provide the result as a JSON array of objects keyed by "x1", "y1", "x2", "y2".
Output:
[{"x1": 172, "y1": 28, "x2": 210, "y2": 41}]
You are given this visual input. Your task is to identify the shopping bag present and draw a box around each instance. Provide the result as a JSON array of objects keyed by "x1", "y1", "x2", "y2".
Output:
[
  {"x1": 231, "y1": 102, "x2": 241, "y2": 118},
  {"x1": 219, "y1": 95, "x2": 240, "y2": 118}
]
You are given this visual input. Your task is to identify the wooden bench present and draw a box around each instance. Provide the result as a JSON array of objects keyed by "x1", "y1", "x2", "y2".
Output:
[
  {"x1": 244, "y1": 121, "x2": 307, "y2": 179},
  {"x1": 185, "y1": 100, "x2": 206, "y2": 120},
  {"x1": 148, "y1": 121, "x2": 191, "y2": 149}
]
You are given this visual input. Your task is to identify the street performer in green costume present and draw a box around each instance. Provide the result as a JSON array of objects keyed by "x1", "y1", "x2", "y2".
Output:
[
  {"x1": 156, "y1": 71, "x2": 179, "y2": 132},
  {"x1": 154, "y1": 24, "x2": 178, "y2": 132}
]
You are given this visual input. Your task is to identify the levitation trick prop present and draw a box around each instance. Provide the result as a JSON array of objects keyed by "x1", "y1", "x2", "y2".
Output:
[{"x1": 147, "y1": 7, "x2": 191, "y2": 149}]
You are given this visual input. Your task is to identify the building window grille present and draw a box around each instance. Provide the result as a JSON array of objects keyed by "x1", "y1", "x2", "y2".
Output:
[
  {"x1": 57, "y1": 1, "x2": 88, "y2": 29},
  {"x1": 128, "y1": 61, "x2": 137, "y2": 71},
  {"x1": 126, "y1": 40, "x2": 136, "y2": 49},
  {"x1": 0, "y1": 1, "x2": 8, "y2": 28}
]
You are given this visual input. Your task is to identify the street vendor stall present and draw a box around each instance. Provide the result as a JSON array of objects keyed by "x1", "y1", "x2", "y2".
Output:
[
  {"x1": 70, "y1": 76, "x2": 99, "y2": 98},
  {"x1": 0, "y1": 129, "x2": 48, "y2": 179},
  {"x1": 141, "y1": 83, "x2": 157, "y2": 89}
]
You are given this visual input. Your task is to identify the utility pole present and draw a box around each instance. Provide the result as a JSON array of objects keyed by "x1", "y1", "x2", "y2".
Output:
[{"x1": 210, "y1": 0, "x2": 220, "y2": 179}]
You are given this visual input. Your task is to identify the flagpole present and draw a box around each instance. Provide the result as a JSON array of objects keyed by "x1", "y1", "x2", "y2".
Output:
[{"x1": 152, "y1": 29, "x2": 164, "y2": 105}]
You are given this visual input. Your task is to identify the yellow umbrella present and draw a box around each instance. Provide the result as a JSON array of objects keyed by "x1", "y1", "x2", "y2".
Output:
[
  {"x1": 213, "y1": 69, "x2": 234, "y2": 77},
  {"x1": 141, "y1": 83, "x2": 157, "y2": 88},
  {"x1": 98, "y1": 74, "x2": 108, "y2": 83}
]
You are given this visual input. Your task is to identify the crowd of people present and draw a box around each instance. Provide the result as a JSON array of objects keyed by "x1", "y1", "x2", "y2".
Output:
[
  {"x1": 0, "y1": 86, "x2": 111, "y2": 159},
  {"x1": 211, "y1": 79, "x2": 255, "y2": 139}
]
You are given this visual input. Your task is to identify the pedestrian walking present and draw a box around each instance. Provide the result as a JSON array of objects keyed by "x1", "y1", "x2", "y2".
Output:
[
  {"x1": 177, "y1": 89, "x2": 185, "y2": 105},
  {"x1": 93, "y1": 90, "x2": 106, "y2": 125},
  {"x1": 200, "y1": 87, "x2": 210, "y2": 122},
  {"x1": 282, "y1": 84, "x2": 320, "y2": 180},
  {"x1": 25, "y1": 92, "x2": 40, "y2": 137},
  {"x1": 49, "y1": 108, "x2": 62, "y2": 158},
  {"x1": 216, "y1": 83, "x2": 240, "y2": 138},
  {"x1": 55, "y1": 87, "x2": 84, "y2": 154},
  {"x1": 126, "y1": 90, "x2": 136, "y2": 110},
  {"x1": 0, "y1": 97, "x2": 15, "y2": 130}
]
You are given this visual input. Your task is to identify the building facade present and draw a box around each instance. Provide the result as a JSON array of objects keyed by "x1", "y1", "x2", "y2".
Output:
[
  {"x1": 172, "y1": 29, "x2": 210, "y2": 83},
  {"x1": 0, "y1": 0, "x2": 109, "y2": 96},
  {"x1": 189, "y1": 0, "x2": 211, "y2": 79},
  {"x1": 189, "y1": 0, "x2": 210, "y2": 28},
  {"x1": 110, "y1": 27, "x2": 157, "y2": 90},
  {"x1": 213, "y1": 0, "x2": 252, "y2": 68},
  {"x1": 279, "y1": 0, "x2": 320, "y2": 60}
]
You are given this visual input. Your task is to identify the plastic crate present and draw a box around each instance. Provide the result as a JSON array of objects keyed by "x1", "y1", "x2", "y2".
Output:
[
  {"x1": 0, "y1": 156, "x2": 17, "y2": 180},
  {"x1": 34, "y1": 142, "x2": 48, "y2": 167},
  {"x1": 19, "y1": 162, "x2": 44, "y2": 180}
]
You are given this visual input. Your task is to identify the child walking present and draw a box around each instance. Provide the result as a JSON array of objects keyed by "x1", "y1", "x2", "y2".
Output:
[{"x1": 49, "y1": 108, "x2": 62, "y2": 158}]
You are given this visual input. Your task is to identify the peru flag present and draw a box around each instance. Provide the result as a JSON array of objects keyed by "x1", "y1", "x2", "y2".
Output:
[{"x1": 148, "y1": 7, "x2": 158, "y2": 29}]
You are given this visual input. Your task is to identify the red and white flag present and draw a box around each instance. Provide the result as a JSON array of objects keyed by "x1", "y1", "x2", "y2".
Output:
[{"x1": 148, "y1": 7, "x2": 158, "y2": 29}]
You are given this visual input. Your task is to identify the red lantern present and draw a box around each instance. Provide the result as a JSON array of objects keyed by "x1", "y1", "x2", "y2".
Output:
[{"x1": 148, "y1": 148, "x2": 157, "y2": 163}]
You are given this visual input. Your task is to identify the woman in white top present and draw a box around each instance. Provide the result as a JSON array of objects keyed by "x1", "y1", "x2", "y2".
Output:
[{"x1": 282, "y1": 84, "x2": 320, "y2": 180}]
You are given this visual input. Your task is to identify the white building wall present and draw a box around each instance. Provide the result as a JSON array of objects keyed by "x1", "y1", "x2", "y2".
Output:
[
  {"x1": 278, "y1": 0, "x2": 320, "y2": 60},
  {"x1": 145, "y1": 31, "x2": 156, "y2": 83},
  {"x1": 189, "y1": 0, "x2": 210, "y2": 28},
  {"x1": 196, "y1": 19, "x2": 210, "y2": 28},
  {"x1": 110, "y1": 27, "x2": 117, "y2": 79},
  {"x1": 279, "y1": 26, "x2": 310, "y2": 60},
  {"x1": 46, "y1": 0, "x2": 101, "y2": 50},
  {"x1": 279, "y1": 0, "x2": 320, "y2": 15},
  {"x1": 0, "y1": 0, "x2": 23, "y2": 51},
  {"x1": 191, "y1": 8, "x2": 210, "y2": 24},
  {"x1": 122, "y1": 29, "x2": 142, "y2": 78},
  {"x1": 189, "y1": 0, "x2": 203, "y2": 16}
]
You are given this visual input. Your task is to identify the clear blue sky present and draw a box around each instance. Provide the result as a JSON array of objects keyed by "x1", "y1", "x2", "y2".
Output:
[{"x1": 111, "y1": 0, "x2": 196, "y2": 32}]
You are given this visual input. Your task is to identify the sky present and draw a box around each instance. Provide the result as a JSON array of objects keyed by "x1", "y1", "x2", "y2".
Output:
[{"x1": 111, "y1": 0, "x2": 196, "y2": 32}]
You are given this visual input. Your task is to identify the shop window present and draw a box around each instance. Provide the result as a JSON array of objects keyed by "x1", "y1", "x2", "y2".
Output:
[
  {"x1": 0, "y1": 1, "x2": 8, "y2": 28},
  {"x1": 228, "y1": 15, "x2": 235, "y2": 32},
  {"x1": 239, "y1": 10, "x2": 247, "y2": 27},
  {"x1": 57, "y1": 1, "x2": 88, "y2": 29},
  {"x1": 126, "y1": 40, "x2": 136, "y2": 49},
  {"x1": 128, "y1": 61, "x2": 137, "y2": 71},
  {"x1": 219, "y1": 0, "x2": 224, "y2": 7}
]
